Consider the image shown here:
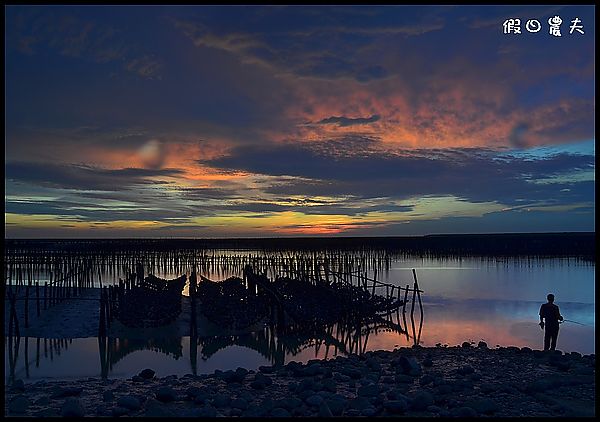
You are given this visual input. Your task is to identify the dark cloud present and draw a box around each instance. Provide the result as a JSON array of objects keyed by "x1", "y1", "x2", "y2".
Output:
[
  {"x1": 202, "y1": 138, "x2": 595, "y2": 206},
  {"x1": 171, "y1": 6, "x2": 444, "y2": 82},
  {"x1": 5, "y1": 161, "x2": 183, "y2": 191},
  {"x1": 316, "y1": 114, "x2": 380, "y2": 127},
  {"x1": 6, "y1": 7, "x2": 163, "y2": 79}
]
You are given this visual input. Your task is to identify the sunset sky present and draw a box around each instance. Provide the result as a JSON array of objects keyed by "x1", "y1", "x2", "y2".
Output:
[{"x1": 5, "y1": 5, "x2": 595, "y2": 238}]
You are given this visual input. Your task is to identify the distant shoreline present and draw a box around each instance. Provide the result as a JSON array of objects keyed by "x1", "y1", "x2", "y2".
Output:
[{"x1": 4, "y1": 232, "x2": 595, "y2": 260}]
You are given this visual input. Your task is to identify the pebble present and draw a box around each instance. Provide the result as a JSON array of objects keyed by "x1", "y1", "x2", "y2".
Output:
[
  {"x1": 326, "y1": 398, "x2": 347, "y2": 416},
  {"x1": 103, "y1": 390, "x2": 115, "y2": 402},
  {"x1": 156, "y1": 386, "x2": 177, "y2": 402},
  {"x1": 357, "y1": 383, "x2": 380, "y2": 397},
  {"x1": 50, "y1": 386, "x2": 83, "y2": 399},
  {"x1": 318, "y1": 401, "x2": 334, "y2": 417},
  {"x1": 458, "y1": 365, "x2": 475, "y2": 375},
  {"x1": 271, "y1": 407, "x2": 291, "y2": 417},
  {"x1": 466, "y1": 398, "x2": 499, "y2": 415},
  {"x1": 231, "y1": 397, "x2": 249, "y2": 410},
  {"x1": 12, "y1": 379, "x2": 25, "y2": 392},
  {"x1": 410, "y1": 391, "x2": 434, "y2": 411},
  {"x1": 117, "y1": 395, "x2": 141, "y2": 410},
  {"x1": 9, "y1": 395, "x2": 30, "y2": 414},
  {"x1": 139, "y1": 368, "x2": 156, "y2": 379},
  {"x1": 196, "y1": 405, "x2": 217, "y2": 417},
  {"x1": 450, "y1": 406, "x2": 478, "y2": 417},
  {"x1": 384, "y1": 399, "x2": 408, "y2": 414},
  {"x1": 305, "y1": 394, "x2": 324, "y2": 407},
  {"x1": 395, "y1": 356, "x2": 422, "y2": 376},
  {"x1": 61, "y1": 398, "x2": 85, "y2": 417},
  {"x1": 35, "y1": 396, "x2": 50, "y2": 406},
  {"x1": 112, "y1": 406, "x2": 130, "y2": 416},
  {"x1": 212, "y1": 393, "x2": 231, "y2": 408},
  {"x1": 361, "y1": 407, "x2": 377, "y2": 416}
]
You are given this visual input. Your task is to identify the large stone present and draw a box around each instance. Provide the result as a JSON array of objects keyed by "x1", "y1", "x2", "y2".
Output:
[
  {"x1": 271, "y1": 407, "x2": 291, "y2": 417},
  {"x1": 384, "y1": 399, "x2": 408, "y2": 414},
  {"x1": 144, "y1": 398, "x2": 176, "y2": 417},
  {"x1": 258, "y1": 365, "x2": 276, "y2": 374},
  {"x1": 103, "y1": 390, "x2": 115, "y2": 402},
  {"x1": 326, "y1": 398, "x2": 347, "y2": 416},
  {"x1": 304, "y1": 363, "x2": 322, "y2": 376},
  {"x1": 250, "y1": 380, "x2": 266, "y2": 390},
  {"x1": 450, "y1": 406, "x2": 478, "y2": 417},
  {"x1": 420, "y1": 374, "x2": 435, "y2": 385},
  {"x1": 298, "y1": 378, "x2": 316, "y2": 392},
  {"x1": 395, "y1": 374, "x2": 415, "y2": 383},
  {"x1": 139, "y1": 368, "x2": 156, "y2": 380},
  {"x1": 458, "y1": 365, "x2": 475, "y2": 376},
  {"x1": 212, "y1": 393, "x2": 231, "y2": 408},
  {"x1": 466, "y1": 398, "x2": 499, "y2": 415},
  {"x1": 12, "y1": 379, "x2": 25, "y2": 392},
  {"x1": 318, "y1": 402, "x2": 333, "y2": 417},
  {"x1": 548, "y1": 355, "x2": 571, "y2": 371},
  {"x1": 255, "y1": 372, "x2": 272, "y2": 385},
  {"x1": 362, "y1": 407, "x2": 378, "y2": 417},
  {"x1": 358, "y1": 383, "x2": 380, "y2": 397},
  {"x1": 410, "y1": 391, "x2": 434, "y2": 411},
  {"x1": 343, "y1": 367, "x2": 363, "y2": 379},
  {"x1": 35, "y1": 396, "x2": 50, "y2": 406},
  {"x1": 281, "y1": 397, "x2": 302, "y2": 410},
  {"x1": 156, "y1": 386, "x2": 177, "y2": 402},
  {"x1": 322, "y1": 378, "x2": 337, "y2": 393},
  {"x1": 9, "y1": 395, "x2": 30, "y2": 414},
  {"x1": 231, "y1": 397, "x2": 249, "y2": 410},
  {"x1": 395, "y1": 356, "x2": 422, "y2": 376},
  {"x1": 61, "y1": 398, "x2": 85, "y2": 417},
  {"x1": 196, "y1": 405, "x2": 217, "y2": 417},
  {"x1": 305, "y1": 394, "x2": 324, "y2": 407},
  {"x1": 117, "y1": 395, "x2": 141, "y2": 410},
  {"x1": 112, "y1": 406, "x2": 129, "y2": 417},
  {"x1": 349, "y1": 396, "x2": 372, "y2": 411}
]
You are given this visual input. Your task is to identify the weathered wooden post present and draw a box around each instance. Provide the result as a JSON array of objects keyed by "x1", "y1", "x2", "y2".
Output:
[
  {"x1": 36, "y1": 337, "x2": 40, "y2": 368},
  {"x1": 25, "y1": 279, "x2": 30, "y2": 328},
  {"x1": 99, "y1": 289, "x2": 107, "y2": 337},
  {"x1": 412, "y1": 269, "x2": 424, "y2": 323},
  {"x1": 105, "y1": 286, "x2": 111, "y2": 328},
  {"x1": 36, "y1": 282, "x2": 40, "y2": 317}
]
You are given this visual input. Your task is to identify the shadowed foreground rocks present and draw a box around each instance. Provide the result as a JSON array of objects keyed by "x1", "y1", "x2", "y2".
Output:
[{"x1": 4, "y1": 344, "x2": 595, "y2": 417}]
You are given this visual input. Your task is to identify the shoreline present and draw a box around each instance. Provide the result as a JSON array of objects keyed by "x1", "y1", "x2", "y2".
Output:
[{"x1": 5, "y1": 343, "x2": 595, "y2": 418}]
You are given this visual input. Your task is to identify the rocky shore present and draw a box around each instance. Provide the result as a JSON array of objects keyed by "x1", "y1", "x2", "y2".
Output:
[{"x1": 5, "y1": 342, "x2": 595, "y2": 418}]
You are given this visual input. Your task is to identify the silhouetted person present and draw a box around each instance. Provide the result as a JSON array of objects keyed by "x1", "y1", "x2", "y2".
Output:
[{"x1": 539, "y1": 293, "x2": 563, "y2": 351}]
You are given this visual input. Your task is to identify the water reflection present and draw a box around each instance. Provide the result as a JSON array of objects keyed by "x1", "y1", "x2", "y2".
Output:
[
  {"x1": 5, "y1": 306, "x2": 421, "y2": 382},
  {"x1": 5, "y1": 295, "x2": 594, "y2": 383}
]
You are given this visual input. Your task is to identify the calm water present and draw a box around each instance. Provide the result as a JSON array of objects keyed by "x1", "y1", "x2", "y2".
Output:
[{"x1": 5, "y1": 256, "x2": 595, "y2": 383}]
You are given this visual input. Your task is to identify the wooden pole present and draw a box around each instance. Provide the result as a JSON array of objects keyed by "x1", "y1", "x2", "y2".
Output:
[
  {"x1": 25, "y1": 279, "x2": 30, "y2": 328},
  {"x1": 99, "y1": 289, "x2": 106, "y2": 337},
  {"x1": 412, "y1": 269, "x2": 424, "y2": 323},
  {"x1": 36, "y1": 282, "x2": 40, "y2": 317}
]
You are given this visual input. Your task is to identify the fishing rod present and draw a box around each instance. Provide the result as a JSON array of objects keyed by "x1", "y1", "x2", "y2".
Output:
[{"x1": 560, "y1": 319, "x2": 589, "y2": 326}]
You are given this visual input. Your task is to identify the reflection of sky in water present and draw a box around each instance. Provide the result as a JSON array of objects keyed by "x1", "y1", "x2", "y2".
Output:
[{"x1": 5, "y1": 257, "x2": 594, "y2": 382}]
